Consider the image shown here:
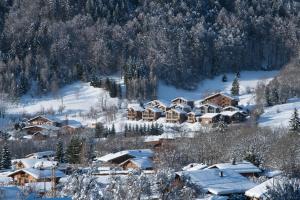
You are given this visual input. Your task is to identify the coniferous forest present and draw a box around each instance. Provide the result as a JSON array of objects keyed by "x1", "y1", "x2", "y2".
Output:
[{"x1": 0, "y1": 0, "x2": 299, "y2": 99}]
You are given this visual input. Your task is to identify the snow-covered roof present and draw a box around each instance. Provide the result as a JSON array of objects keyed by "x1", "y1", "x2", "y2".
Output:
[
  {"x1": 8, "y1": 168, "x2": 65, "y2": 179},
  {"x1": 199, "y1": 103, "x2": 222, "y2": 109},
  {"x1": 170, "y1": 108, "x2": 187, "y2": 115},
  {"x1": 62, "y1": 120, "x2": 83, "y2": 128},
  {"x1": 202, "y1": 93, "x2": 237, "y2": 102},
  {"x1": 146, "y1": 107, "x2": 163, "y2": 113},
  {"x1": 128, "y1": 104, "x2": 145, "y2": 112},
  {"x1": 27, "y1": 115, "x2": 61, "y2": 123},
  {"x1": 182, "y1": 163, "x2": 207, "y2": 171},
  {"x1": 177, "y1": 169, "x2": 257, "y2": 195},
  {"x1": 25, "y1": 151, "x2": 55, "y2": 159},
  {"x1": 222, "y1": 106, "x2": 240, "y2": 111},
  {"x1": 34, "y1": 161, "x2": 58, "y2": 169},
  {"x1": 120, "y1": 157, "x2": 153, "y2": 170},
  {"x1": 208, "y1": 161, "x2": 261, "y2": 174},
  {"x1": 220, "y1": 111, "x2": 240, "y2": 117},
  {"x1": 0, "y1": 176, "x2": 12, "y2": 184},
  {"x1": 171, "y1": 97, "x2": 189, "y2": 102},
  {"x1": 12, "y1": 158, "x2": 47, "y2": 168},
  {"x1": 261, "y1": 169, "x2": 282, "y2": 178},
  {"x1": 96, "y1": 149, "x2": 154, "y2": 163},
  {"x1": 200, "y1": 113, "x2": 220, "y2": 118},
  {"x1": 245, "y1": 177, "x2": 282, "y2": 199}
]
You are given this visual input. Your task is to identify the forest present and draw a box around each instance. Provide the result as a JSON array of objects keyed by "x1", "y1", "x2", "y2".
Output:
[{"x1": 0, "y1": 0, "x2": 299, "y2": 99}]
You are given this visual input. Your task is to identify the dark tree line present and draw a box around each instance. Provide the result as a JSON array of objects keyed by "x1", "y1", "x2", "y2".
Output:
[
  {"x1": 0, "y1": 0, "x2": 299, "y2": 98},
  {"x1": 124, "y1": 123, "x2": 163, "y2": 137},
  {"x1": 90, "y1": 78, "x2": 122, "y2": 98}
]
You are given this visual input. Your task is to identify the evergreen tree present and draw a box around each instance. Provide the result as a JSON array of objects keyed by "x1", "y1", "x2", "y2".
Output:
[
  {"x1": 110, "y1": 124, "x2": 116, "y2": 136},
  {"x1": 55, "y1": 139, "x2": 64, "y2": 163},
  {"x1": 222, "y1": 74, "x2": 227, "y2": 82},
  {"x1": 1, "y1": 143, "x2": 11, "y2": 169},
  {"x1": 231, "y1": 77, "x2": 240, "y2": 96},
  {"x1": 95, "y1": 122, "x2": 105, "y2": 138},
  {"x1": 0, "y1": 150, "x2": 2, "y2": 169},
  {"x1": 217, "y1": 118, "x2": 228, "y2": 133},
  {"x1": 265, "y1": 86, "x2": 272, "y2": 106},
  {"x1": 124, "y1": 123, "x2": 128, "y2": 137},
  {"x1": 66, "y1": 137, "x2": 82, "y2": 164},
  {"x1": 289, "y1": 108, "x2": 300, "y2": 133}
]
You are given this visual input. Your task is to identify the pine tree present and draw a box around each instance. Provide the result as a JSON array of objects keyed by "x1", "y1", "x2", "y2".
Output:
[
  {"x1": 231, "y1": 77, "x2": 239, "y2": 96},
  {"x1": 55, "y1": 139, "x2": 64, "y2": 163},
  {"x1": 95, "y1": 122, "x2": 105, "y2": 138},
  {"x1": 66, "y1": 137, "x2": 82, "y2": 164},
  {"x1": 110, "y1": 124, "x2": 116, "y2": 136},
  {"x1": 1, "y1": 143, "x2": 11, "y2": 169},
  {"x1": 289, "y1": 108, "x2": 300, "y2": 133},
  {"x1": 265, "y1": 86, "x2": 272, "y2": 106},
  {"x1": 222, "y1": 74, "x2": 227, "y2": 82}
]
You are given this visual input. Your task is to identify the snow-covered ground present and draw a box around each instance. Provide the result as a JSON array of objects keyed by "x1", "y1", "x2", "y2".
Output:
[
  {"x1": 2, "y1": 70, "x2": 280, "y2": 131},
  {"x1": 258, "y1": 98, "x2": 300, "y2": 128}
]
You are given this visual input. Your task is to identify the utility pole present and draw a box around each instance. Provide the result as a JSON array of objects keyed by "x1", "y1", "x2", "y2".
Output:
[{"x1": 51, "y1": 166, "x2": 57, "y2": 198}]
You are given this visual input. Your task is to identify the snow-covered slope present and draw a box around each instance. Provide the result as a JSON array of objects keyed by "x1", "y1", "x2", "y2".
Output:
[
  {"x1": 3, "y1": 70, "x2": 279, "y2": 131},
  {"x1": 259, "y1": 98, "x2": 300, "y2": 128}
]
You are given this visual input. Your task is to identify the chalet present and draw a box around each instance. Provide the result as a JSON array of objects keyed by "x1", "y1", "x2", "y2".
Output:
[
  {"x1": 200, "y1": 113, "x2": 221, "y2": 125},
  {"x1": 32, "y1": 132, "x2": 49, "y2": 140},
  {"x1": 171, "y1": 97, "x2": 194, "y2": 108},
  {"x1": 144, "y1": 136, "x2": 174, "y2": 150},
  {"x1": 119, "y1": 157, "x2": 153, "y2": 170},
  {"x1": 8, "y1": 168, "x2": 65, "y2": 186},
  {"x1": 176, "y1": 168, "x2": 257, "y2": 196},
  {"x1": 197, "y1": 104, "x2": 221, "y2": 114},
  {"x1": 27, "y1": 116, "x2": 61, "y2": 126},
  {"x1": 187, "y1": 111, "x2": 202, "y2": 123},
  {"x1": 127, "y1": 104, "x2": 144, "y2": 120},
  {"x1": 61, "y1": 120, "x2": 84, "y2": 134},
  {"x1": 142, "y1": 107, "x2": 162, "y2": 121},
  {"x1": 166, "y1": 109, "x2": 187, "y2": 123},
  {"x1": 146, "y1": 100, "x2": 170, "y2": 112},
  {"x1": 12, "y1": 158, "x2": 46, "y2": 169},
  {"x1": 95, "y1": 149, "x2": 154, "y2": 166},
  {"x1": 201, "y1": 93, "x2": 238, "y2": 108},
  {"x1": 220, "y1": 111, "x2": 246, "y2": 123},
  {"x1": 207, "y1": 160, "x2": 262, "y2": 177}
]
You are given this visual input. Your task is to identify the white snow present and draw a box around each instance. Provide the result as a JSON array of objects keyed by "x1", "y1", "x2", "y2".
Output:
[
  {"x1": 96, "y1": 149, "x2": 154, "y2": 163},
  {"x1": 245, "y1": 177, "x2": 282, "y2": 199},
  {"x1": 177, "y1": 168, "x2": 257, "y2": 195},
  {"x1": 259, "y1": 98, "x2": 300, "y2": 128},
  {"x1": 207, "y1": 161, "x2": 262, "y2": 174}
]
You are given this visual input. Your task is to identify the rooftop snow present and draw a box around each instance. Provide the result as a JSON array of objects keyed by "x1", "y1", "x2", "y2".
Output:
[
  {"x1": 12, "y1": 158, "x2": 48, "y2": 168},
  {"x1": 178, "y1": 168, "x2": 257, "y2": 195},
  {"x1": 121, "y1": 157, "x2": 153, "y2": 169},
  {"x1": 8, "y1": 168, "x2": 65, "y2": 179},
  {"x1": 200, "y1": 113, "x2": 220, "y2": 118},
  {"x1": 25, "y1": 151, "x2": 55, "y2": 159},
  {"x1": 128, "y1": 104, "x2": 145, "y2": 112},
  {"x1": 182, "y1": 163, "x2": 207, "y2": 171},
  {"x1": 207, "y1": 161, "x2": 262, "y2": 174},
  {"x1": 96, "y1": 149, "x2": 154, "y2": 162},
  {"x1": 245, "y1": 177, "x2": 282, "y2": 199},
  {"x1": 220, "y1": 111, "x2": 240, "y2": 117}
]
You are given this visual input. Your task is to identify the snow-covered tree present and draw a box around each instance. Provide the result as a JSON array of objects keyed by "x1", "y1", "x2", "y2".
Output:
[
  {"x1": 289, "y1": 108, "x2": 300, "y2": 133},
  {"x1": 55, "y1": 139, "x2": 64, "y2": 163},
  {"x1": 231, "y1": 77, "x2": 239, "y2": 96},
  {"x1": 65, "y1": 137, "x2": 82, "y2": 164},
  {"x1": 1, "y1": 143, "x2": 11, "y2": 169},
  {"x1": 266, "y1": 178, "x2": 300, "y2": 200}
]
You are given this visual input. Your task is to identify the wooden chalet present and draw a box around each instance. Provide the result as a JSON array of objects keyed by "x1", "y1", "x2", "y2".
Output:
[
  {"x1": 127, "y1": 104, "x2": 144, "y2": 120},
  {"x1": 166, "y1": 109, "x2": 187, "y2": 123},
  {"x1": 32, "y1": 132, "x2": 49, "y2": 140},
  {"x1": 144, "y1": 137, "x2": 174, "y2": 150},
  {"x1": 197, "y1": 104, "x2": 221, "y2": 114},
  {"x1": 220, "y1": 111, "x2": 246, "y2": 123},
  {"x1": 142, "y1": 107, "x2": 162, "y2": 121},
  {"x1": 27, "y1": 116, "x2": 60, "y2": 126},
  {"x1": 222, "y1": 106, "x2": 240, "y2": 112},
  {"x1": 200, "y1": 113, "x2": 221, "y2": 125},
  {"x1": 8, "y1": 168, "x2": 65, "y2": 186},
  {"x1": 171, "y1": 97, "x2": 194, "y2": 108},
  {"x1": 201, "y1": 93, "x2": 238, "y2": 108},
  {"x1": 187, "y1": 112, "x2": 202, "y2": 123}
]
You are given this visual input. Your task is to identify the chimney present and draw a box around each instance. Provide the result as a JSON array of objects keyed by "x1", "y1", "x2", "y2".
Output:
[{"x1": 219, "y1": 171, "x2": 224, "y2": 177}]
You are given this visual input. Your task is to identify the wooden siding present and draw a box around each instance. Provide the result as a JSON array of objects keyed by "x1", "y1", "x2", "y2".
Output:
[
  {"x1": 202, "y1": 94, "x2": 238, "y2": 108},
  {"x1": 127, "y1": 109, "x2": 143, "y2": 120},
  {"x1": 142, "y1": 109, "x2": 161, "y2": 121},
  {"x1": 166, "y1": 110, "x2": 186, "y2": 123}
]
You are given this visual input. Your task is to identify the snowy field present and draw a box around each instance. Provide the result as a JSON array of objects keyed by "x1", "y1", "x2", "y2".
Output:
[
  {"x1": 258, "y1": 98, "x2": 300, "y2": 128},
  {"x1": 2, "y1": 70, "x2": 281, "y2": 131}
]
